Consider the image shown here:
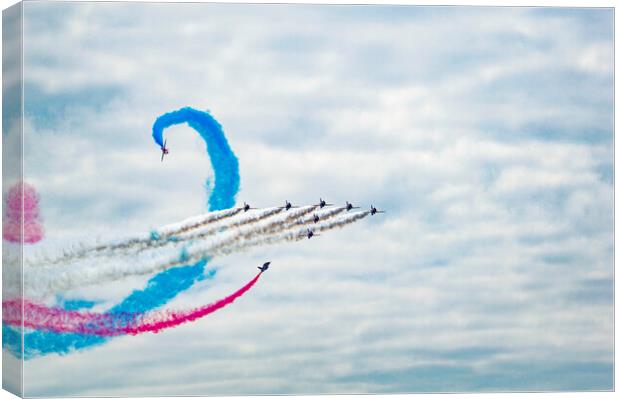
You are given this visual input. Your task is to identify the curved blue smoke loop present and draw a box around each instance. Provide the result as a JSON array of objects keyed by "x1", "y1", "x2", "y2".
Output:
[{"x1": 3, "y1": 107, "x2": 240, "y2": 358}]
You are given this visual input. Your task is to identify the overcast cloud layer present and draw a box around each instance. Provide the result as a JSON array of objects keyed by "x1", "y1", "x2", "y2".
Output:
[{"x1": 10, "y1": 2, "x2": 614, "y2": 396}]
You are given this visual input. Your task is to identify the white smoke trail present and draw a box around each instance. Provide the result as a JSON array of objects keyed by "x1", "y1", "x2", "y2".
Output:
[
  {"x1": 157, "y1": 207, "x2": 242, "y2": 236},
  {"x1": 17, "y1": 210, "x2": 369, "y2": 297},
  {"x1": 25, "y1": 207, "x2": 283, "y2": 268},
  {"x1": 206, "y1": 211, "x2": 371, "y2": 258},
  {"x1": 77, "y1": 205, "x2": 343, "y2": 264}
]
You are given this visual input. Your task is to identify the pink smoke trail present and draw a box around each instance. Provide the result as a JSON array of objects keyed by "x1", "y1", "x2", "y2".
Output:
[
  {"x1": 3, "y1": 299, "x2": 117, "y2": 335},
  {"x1": 3, "y1": 181, "x2": 44, "y2": 244},
  {"x1": 122, "y1": 271, "x2": 261, "y2": 335},
  {"x1": 3, "y1": 272, "x2": 262, "y2": 336}
]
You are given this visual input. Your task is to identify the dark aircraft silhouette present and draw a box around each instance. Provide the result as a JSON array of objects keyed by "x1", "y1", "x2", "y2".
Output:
[
  {"x1": 370, "y1": 205, "x2": 386, "y2": 215},
  {"x1": 258, "y1": 262, "x2": 270, "y2": 272},
  {"x1": 160, "y1": 139, "x2": 169, "y2": 162},
  {"x1": 306, "y1": 228, "x2": 319, "y2": 239},
  {"x1": 345, "y1": 201, "x2": 360, "y2": 211},
  {"x1": 315, "y1": 198, "x2": 333, "y2": 208},
  {"x1": 241, "y1": 202, "x2": 257, "y2": 212},
  {"x1": 313, "y1": 214, "x2": 320, "y2": 223},
  {"x1": 281, "y1": 200, "x2": 299, "y2": 211}
]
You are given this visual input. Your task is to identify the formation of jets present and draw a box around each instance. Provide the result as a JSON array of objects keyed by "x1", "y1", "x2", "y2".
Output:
[
  {"x1": 234, "y1": 198, "x2": 385, "y2": 241},
  {"x1": 158, "y1": 145, "x2": 384, "y2": 273},
  {"x1": 158, "y1": 144, "x2": 387, "y2": 219},
  {"x1": 236, "y1": 199, "x2": 384, "y2": 218},
  {"x1": 253, "y1": 201, "x2": 386, "y2": 272}
]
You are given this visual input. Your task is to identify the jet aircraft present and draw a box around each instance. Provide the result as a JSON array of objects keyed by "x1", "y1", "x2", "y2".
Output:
[
  {"x1": 306, "y1": 228, "x2": 319, "y2": 239},
  {"x1": 258, "y1": 262, "x2": 271, "y2": 272},
  {"x1": 315, "y1": 198, "x2": 333, "y2": 208},
  {"x1": 160, "y1": 139, "x2": 169, "y2": 162},
  {"x1": 370, "y1": 205, "x2": 386, "y2": 215},
  {"x1": 281, "y1": 200, "x2": 299, "y2": 211},
  {"x1": 241, "y1": 202, "x2": 257, "y2": 212},
  {"x1": 345, "y1": 201, "x2": 360, "y2": 211}
]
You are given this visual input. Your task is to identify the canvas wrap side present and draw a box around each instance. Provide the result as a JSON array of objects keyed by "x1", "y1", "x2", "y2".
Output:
[{"x1": 2, "y1": 2, "x2": 24, "y2": 397}]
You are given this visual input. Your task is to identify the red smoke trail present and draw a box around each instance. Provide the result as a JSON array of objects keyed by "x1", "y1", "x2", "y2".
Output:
[
  {"x1": 121, "y1": 271, "x2": 262, "y2": 335},
  {"x1": 3, "y1": 272, "x2": 262, "y2": 336}
]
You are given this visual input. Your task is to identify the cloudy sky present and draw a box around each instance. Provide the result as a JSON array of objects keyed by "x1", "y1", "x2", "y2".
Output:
[{"x1": 7, "y1": 2, "x2": 615, "y2": 396}]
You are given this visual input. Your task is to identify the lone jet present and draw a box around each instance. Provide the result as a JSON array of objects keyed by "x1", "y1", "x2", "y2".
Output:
[
  {"x1": 160, "y1": 139, "x2": 169, "y2": 162},
  {"x1": 281, "y1": 200, "x2": 299, "y2": 211},
  {"x1": 370, "y1": 205, "x2": 386, "y2": 215},
  {"x1": 258, "y1": 262, "x2": 270, "y2": 272},
  {"x1": 315, "y1": 198, "x2": 333, "y2": 208},
  {"x1": 306, "y1": 228, "x2": 319, "y2": 239},
  {"x1": 345, "y1": 201, "x2": 360, "y2": 211},
  {"x1": 313, "y1": 214, "x2": 320, "y2": 223}
]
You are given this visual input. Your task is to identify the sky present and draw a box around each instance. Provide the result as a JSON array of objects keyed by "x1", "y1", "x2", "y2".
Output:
[{"x1": 3, "y1": 2, "x2": 614, "y2": 396}]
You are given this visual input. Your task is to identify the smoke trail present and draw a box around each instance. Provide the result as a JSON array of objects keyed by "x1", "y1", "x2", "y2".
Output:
[
  {"x1": 152, "y1": 205, "x2": 341, "y2": 252},
  {"x1": 205, "y1": 211, "x2": 371, "y2": 258},
  {"x1": 153, "y1": 107, "x2": 239, "y2": 211},
  {"x1": 215, "y1": 205, "x2": 339, "y2": 249},
  {"x1": 174, "y1": 207, "x2": 285, "y2": 241},
  {"x1": 5, "y1": 113, "x2": 371, "y2": 362},
  {"x1": 270, "y1": 206, "x2": 346, "y2": 234},
  {"x1": 4, "y1": 271, "x2": 261, "y2": 337},
  {"x1": 22, "y1": 206, "x2": 304, "y2": 275},
  {"x1": 124, "y1": 271, "x2": 261, "y2": 335},
  {"x1": 3, "y1": 181, "x2": 44, "y2": 243},
  {"x1": 60, "y1": 204, "x2": 326, "y2": 264},
  {"x1": 185, "y1": 206, "x2": 316, "y2": 246},
  {"x1": 88, "y1": 207, "x2": 285, "y2": 261},
  {"x1": 135, "y1": 207, "x2": 302, "y2": 253},
  {"x1": 162, "y1": 206, "x2": 320, "y2": 262},
  {"x1": 27, "y1": 108, "x2": 241, "y2": 268},
  {"x1": 5, "y1": 211, "x2": 370, "y2": 356},
  {"x1": 158, "y1": 207, "x2": 242, "y2": 237},
  {"x1": 26, "y1": 206, "x2": 281, "y2": 268},
  {"x1": 31, "y1": 207, "x2": 242, "y2": 267},
  {"x1": 316, "y1": 211, "x2": 370, "y2": 233},
  {"x1": 4, "y1": 299, "x2": 113, "y2": 334},
  {"x1": 4, "y1": 107, "x2": 246, "y2": 359},
  {"x1": 18, "y1": 210, "x2": 368, "y2": 297},
  {"x1": 5, "y1": 261, "x2": 217, "y2": 359}
]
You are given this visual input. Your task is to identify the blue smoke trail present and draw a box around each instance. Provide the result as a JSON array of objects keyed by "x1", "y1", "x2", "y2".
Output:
[
  {"x1": 152, "y1": 107, "x2": 240, "y2": 211},
  {"x1": 4, "y1": 107, "x2": 241, "y2": 358},
  {"x1": 4, "y1": 261, "x2": 216, "y2": 359},
  {"x1": 58, "y1": 298, "x2": 98, "y2": 311}
]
